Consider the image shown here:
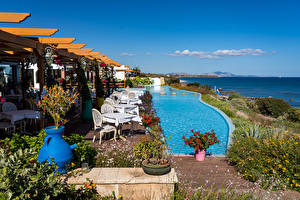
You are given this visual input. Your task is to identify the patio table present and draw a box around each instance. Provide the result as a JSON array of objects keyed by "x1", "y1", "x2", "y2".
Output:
[
  {"x1": 114, "y1": 104, "x2": 139, "y2": 115},
  {"x1": 0, "y1": 109, "x2": 40, "y2": 123},
  {"x1": 102, "y1": 113, "x2": 141, "y2": 140}
]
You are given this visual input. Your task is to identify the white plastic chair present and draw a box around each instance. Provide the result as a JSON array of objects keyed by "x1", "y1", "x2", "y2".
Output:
[
  {"x1": 128, "y1": 92, "x2": 136, "y2": 99},
  {"x1": 92, "y1": 108, "x2": 117, "y2": 144},
  {"x1": 101, "y1": 103, "x2": 114, "y2": 114},
  {"x1": 2, "y1": 102, "x2": 17, "y2": 112},
  {"x1": 104, "y1": 98, "x2": 115, "y2": 106}
]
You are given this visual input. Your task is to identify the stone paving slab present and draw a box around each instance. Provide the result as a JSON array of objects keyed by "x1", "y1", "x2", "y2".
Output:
[{"x1": 67, "y1": 168, "x2": 178, "y2": 184}]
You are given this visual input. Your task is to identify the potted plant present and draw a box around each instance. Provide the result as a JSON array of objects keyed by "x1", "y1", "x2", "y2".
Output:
[
  {"x1": 134, "y1": 125, "x2": 171, "y2": 175},
  {"x1": 182, "y1": 129, "x2": 220, "y2": 161},
  {"x1": 37, "y1": 85, "x2": 79, "y2": 173}
]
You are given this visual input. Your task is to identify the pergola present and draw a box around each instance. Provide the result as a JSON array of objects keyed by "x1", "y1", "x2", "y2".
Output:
[{"x1": 0, "y1": 12, "x2": 123, "y2": 92}]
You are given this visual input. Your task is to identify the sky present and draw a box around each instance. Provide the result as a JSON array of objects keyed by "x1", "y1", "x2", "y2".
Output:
[{"x1": 1, "y1": 0, "x2": 300, "y2": 76}]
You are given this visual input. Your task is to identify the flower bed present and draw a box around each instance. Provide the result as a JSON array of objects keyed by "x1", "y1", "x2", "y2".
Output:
[{"x1": 228, "y1": 121, "x2": 300, "y2": 191}]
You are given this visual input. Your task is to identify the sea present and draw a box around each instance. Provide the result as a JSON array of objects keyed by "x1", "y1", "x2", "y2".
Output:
[{"x1": 179, "y1": 77, "x2": 300, "y2": 108}]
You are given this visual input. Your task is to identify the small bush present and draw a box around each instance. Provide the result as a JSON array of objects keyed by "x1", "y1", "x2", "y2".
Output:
[
  {"x1": 139, "y1": 91, "x2": 155, "y2": 115},
  {"x1": 287, "y1": 107, "x2": 300, "y2": 122},
  {"x1": 131, "y1": 76, "x2": 153, "y2": 85},
  {"x1": 231, "y1": 98, "x2": 248, "y2": 110},
  {"x1": 187, "y1": 82, "x2": 200, "y2": 87},
  {"x1": 125, "y1": 79, "x2": 133, "y2": 88},
  {"x1": 256, "y1": 98, "x2": 291, "y2": 118},
  {"x1": 64, "y1": 134, "x2": 98, "y2": 169},
  {"x1": 228, "y1": 92, "x2": 243, "y2": 100},
  {"x1": 165, "y1": 77, "x2": 180, "y2": 85}
]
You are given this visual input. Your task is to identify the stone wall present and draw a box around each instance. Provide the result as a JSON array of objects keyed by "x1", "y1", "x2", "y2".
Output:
[{"x1": 66, "y1": 168, "x2": 178, "y2": 200}]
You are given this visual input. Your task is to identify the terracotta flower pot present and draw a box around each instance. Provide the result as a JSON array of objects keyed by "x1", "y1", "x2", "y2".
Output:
[{"x1": 195, "y1": 149, "x2": 206, "y2": 161}]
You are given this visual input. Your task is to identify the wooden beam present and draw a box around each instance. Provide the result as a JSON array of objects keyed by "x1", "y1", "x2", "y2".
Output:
[
  {"x1": 88, "y1": 52, "x2": 100, "y2": 56},
  {"x1": 56, "y1": 43, "x2": 86, "y2": 49},
  {"x1": 1, "y1": 42, "x2": 33, "y2": 52},
  {"x1": 68, "y1": 48, "x2": 94, "y2": 53},
  {"x1": 38, "y1": 37, "x2": 75, "y2": 44},
  {"x1": 0, "y1": 27, "x2": 58, "y2": 36},
  {"x1": 56, "y1": 49, "x2": 79, "y2": 59},
  {"x1": 0, "y1": 12, "x2": 31, "y2": 23},
  {"x1": 0, "y1": 30, "x2": 38, "y2": 49}
]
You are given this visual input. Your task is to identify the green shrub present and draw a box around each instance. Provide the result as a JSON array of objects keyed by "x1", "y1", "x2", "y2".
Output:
[
  {"x1": 131, "y1": 76, "x2": 153, "y2": 85},
  {"x1": 231, "y1": 98, "x2": 248, "y2": 110},
  {"x1": 171, "y1": 84, "x2": 211, "y2": 94},
  {"x1": 0, "y1": 148, "x2": 99, "y2": 200},
  {"x1": 125, "y1": 79, "x2": 133, "y2": 88},
  {"x1": 187, "y1": 82, "x2": 200, "y2": 87},
  {"x1": 63, "y1": 134, "x2": 98, "y2": 169},
  {"x1": 165, "y1": 77, "x2": 180, "y2": 85},
  {"x1": 246, "y1": 101, "x2": 259, "y2": 113},
  {"x1": 228, "y1": 131, "x2": 300, "y2": 191},
  {"x1": 228, "y1": 92, "x2": 243, "y2": 100},
  {"x1": 0, "y1": 131, "x2": 98, "y2": 171},
  {"x1": 256, "y1": 98, "x2": 291, "y2": 118},
  {"x1": 0, "y1": 131, "x2": 46, "y2": 159},
  {"x1": 134, "y1": 139, "x2": 162, "y2": 160},
  {"x1": 287, "y1": 107, "x2": 300, "y2": 122},
  {"x1": 202, "y1": 94, "x2": 236, "y2": 118}
]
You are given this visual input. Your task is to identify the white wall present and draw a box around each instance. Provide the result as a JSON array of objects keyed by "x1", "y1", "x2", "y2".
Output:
[
  {"x1": 115, "y1": 71, "x2": 125, "y2": 80},
  {"x1": 151, "y1": 78, "x2": 161, "y2": 85}
]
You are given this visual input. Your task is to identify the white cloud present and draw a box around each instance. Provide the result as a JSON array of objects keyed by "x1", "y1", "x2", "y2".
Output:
[
  {"x1": 213, "y1": 49, "x2": 265, "y2": 56},
  {"x1": 145, "y1": 52, "x2": 151, "y2": 55},
  {"x1": 120, "y1": 52, "x2": 136, "y2": 56},
  {"x1": 167, "y1": 48, "x2": 266, "y2": 59}
]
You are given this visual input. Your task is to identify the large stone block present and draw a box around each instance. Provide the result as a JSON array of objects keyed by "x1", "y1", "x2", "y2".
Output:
[{"x1": 66, "y1": 168, "x2": 178, "y2": 200}]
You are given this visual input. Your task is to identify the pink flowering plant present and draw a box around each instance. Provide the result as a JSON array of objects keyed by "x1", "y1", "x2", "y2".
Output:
[
  {"x1": 37, "y1": 85, "x2": 79, "y2": 129},
  {"x1": 182, "y1": 129, "x2": 220, "y2": 151}
]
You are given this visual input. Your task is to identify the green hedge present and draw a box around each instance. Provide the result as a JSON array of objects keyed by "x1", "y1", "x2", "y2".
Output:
[{"x1": 256, "y1": 98, "x2": 291, "y2": 118}]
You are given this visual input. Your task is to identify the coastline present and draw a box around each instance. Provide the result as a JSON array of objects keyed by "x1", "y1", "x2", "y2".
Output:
[{"x1": 178, "y1": 76, "x2": 300, "y2": 108}]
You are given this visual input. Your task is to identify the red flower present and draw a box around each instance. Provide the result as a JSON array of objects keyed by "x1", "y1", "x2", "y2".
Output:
[{"x1": 100, "y1": 63, "x2": 106, "y2": 67}]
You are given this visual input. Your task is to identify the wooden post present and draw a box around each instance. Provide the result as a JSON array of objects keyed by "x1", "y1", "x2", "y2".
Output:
[
  {"x1": 37, "y1": 53, "x2": 44, "y2": 92},
  {"x1": 36, "y1": 51, "x2": 44, "y2": 129},
  {"x1": 93, "y1": 71, "x2": 95, "y2": 89}
]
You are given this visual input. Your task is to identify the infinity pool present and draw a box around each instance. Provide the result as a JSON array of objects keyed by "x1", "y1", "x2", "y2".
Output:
[{"x1": 147, "y1": 86, "x2": 231, "y2": 156}]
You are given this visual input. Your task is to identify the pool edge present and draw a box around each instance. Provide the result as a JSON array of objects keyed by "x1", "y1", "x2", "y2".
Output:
[{"x1": 167, "y1": 86, "x2": 235, "y2": 156}]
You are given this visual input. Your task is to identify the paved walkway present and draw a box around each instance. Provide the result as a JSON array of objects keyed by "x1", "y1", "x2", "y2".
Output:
[{"x1": 172, "y1": 156, "x2": 300, "y2": 200}]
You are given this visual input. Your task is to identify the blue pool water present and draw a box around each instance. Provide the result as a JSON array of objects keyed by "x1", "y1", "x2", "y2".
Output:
[{"x1": 147, "y1": 86, "x2": 230, "y2": 156}]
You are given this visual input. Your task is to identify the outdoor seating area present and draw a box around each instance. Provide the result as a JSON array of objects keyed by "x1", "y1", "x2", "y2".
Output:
[
  {"x1": 92, "y1": 89, "x2": 143, "y2": 144},
  {"x1": 0, "y1": 11, "x2": 134, "y2": 136}
]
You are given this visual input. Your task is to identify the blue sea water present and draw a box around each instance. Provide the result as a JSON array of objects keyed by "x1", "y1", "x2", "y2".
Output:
[
  {"x1": 148, "y1": 86, "x2": 229, "y2": 155},
  {"x1": 179, "y1": 77, "x2": 300, "y2": 107}
]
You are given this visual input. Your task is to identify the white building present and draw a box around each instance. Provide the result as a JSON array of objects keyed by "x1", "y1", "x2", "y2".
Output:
[{"x1": 114, "y1": 65, "x2": 132, "y2": 81}]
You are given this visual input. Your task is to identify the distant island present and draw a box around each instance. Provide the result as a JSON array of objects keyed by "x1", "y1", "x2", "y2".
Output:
[{"x1": 174, "y1": 71, "x2": 259, "y2": 78}]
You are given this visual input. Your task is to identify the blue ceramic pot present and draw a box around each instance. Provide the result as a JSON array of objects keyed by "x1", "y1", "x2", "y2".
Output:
[{"x1": 38, "y1": 126, "x2": 77, "y2": 174}]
